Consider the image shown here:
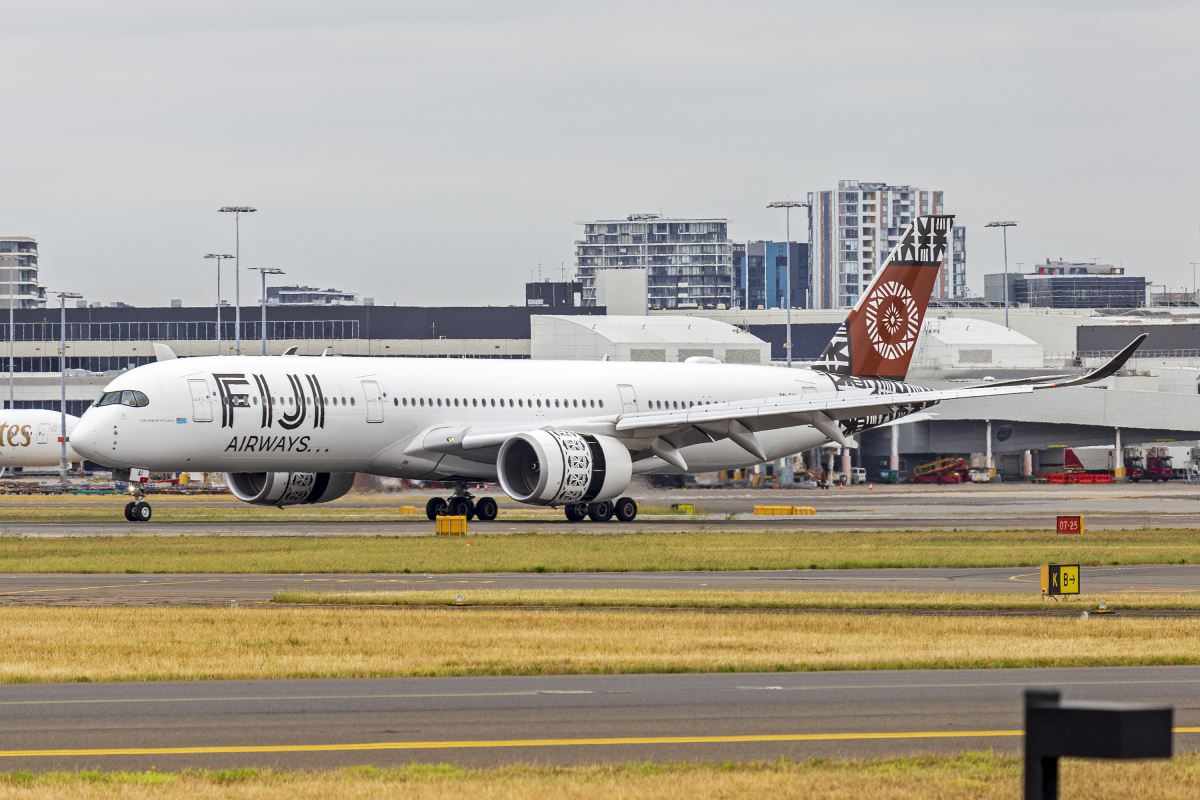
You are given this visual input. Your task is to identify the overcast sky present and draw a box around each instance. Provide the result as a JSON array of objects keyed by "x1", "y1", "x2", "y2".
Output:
[{"x1": 3, "y1": 1, "x2": 1198, "y2": 307}]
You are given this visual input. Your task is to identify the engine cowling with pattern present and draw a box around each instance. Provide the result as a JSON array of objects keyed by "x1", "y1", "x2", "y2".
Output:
[
  {"x1": 224, "y1": 472, "x2": 356, "y2": 506},
  {"x1": 497, "y1": 430, "x2": 632, "y2": 506}
]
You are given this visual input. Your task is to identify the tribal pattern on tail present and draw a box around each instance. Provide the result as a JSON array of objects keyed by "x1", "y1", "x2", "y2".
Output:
[{"x1": 830, "y1": 375, "x2": 935, "y2": 436}]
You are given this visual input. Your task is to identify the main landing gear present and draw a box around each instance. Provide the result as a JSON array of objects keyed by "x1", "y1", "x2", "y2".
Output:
[
  {"x1": 564, "y1": 496, "x2": 638, "y2": 523},
  {"x1": 425, "y1": 485, "x2": 499, "y2": 522}
]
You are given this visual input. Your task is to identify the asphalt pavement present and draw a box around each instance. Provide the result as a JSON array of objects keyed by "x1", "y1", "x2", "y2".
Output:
[
  {"x1": 0, "y1": 666, "x2": 1196, "y2": 771},
  {"x1": 2, "y1": 564, "x2": 1199, "y2": 606},
  {"x1": 4, "y1": 482, "x2": 1200, "y2": 534}
]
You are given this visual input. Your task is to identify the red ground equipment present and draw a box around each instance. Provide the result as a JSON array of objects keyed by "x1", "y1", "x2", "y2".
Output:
[{"x1": 910, "y1": 457, "x2": 972, "y2": 484}]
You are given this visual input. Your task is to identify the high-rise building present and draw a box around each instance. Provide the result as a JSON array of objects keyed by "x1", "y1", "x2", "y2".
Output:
[
  {"x1": 575, "y1": 214, "x2": 734, "y2": 310},
  {"x1": 808, "y1": 181, "x2": 966, "y2": 308},
  {"x1": 733, "y1": 241, "x2": 810, "y2": 309},
  {"x1": 984, "y1": 260, "x2": 1148, "y2": 309},
  {"x1": 0, "y1": 237, "x2": 47, "y2": 309}
]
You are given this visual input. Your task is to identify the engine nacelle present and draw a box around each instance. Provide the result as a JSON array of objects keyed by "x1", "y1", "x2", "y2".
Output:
[
  {"x1": 497, "y1": 431, "x2": 632, "y2": 506},
  {"x1": 224, "y1": 472, "x2": 356, "y2": 507}
]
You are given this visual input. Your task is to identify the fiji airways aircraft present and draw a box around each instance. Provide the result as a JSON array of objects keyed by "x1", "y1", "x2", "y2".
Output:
[{"x1": 69, "y1": 215, "x2": 1144, "y2": 522}]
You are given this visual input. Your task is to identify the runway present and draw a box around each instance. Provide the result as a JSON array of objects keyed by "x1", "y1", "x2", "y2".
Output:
[
  {"x1": 4, "y1": 483, "x2": 1200, "y2": 534},
  {"x1": 2, "y1": 564, "x2": 1199, "y2": 606},
  {"x1": 0, "y1": 666, "x2": 1197, "y2": 771}
]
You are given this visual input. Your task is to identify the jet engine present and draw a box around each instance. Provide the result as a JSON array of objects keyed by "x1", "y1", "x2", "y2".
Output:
[
  {"x1": 497, "y1": 430, "x2": 632, "y2": 506},
  {"x1": 224, "y1": 472, "x2": 356, "y2": 507}
]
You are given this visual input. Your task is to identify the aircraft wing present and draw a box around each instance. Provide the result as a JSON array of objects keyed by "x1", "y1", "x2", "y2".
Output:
[
  {"x1": 424, "y1": 335, "x2": 1145, "y2": 460},
  {"x1": 962, "y1": 333, "x2": 1147, "y2": 390}
]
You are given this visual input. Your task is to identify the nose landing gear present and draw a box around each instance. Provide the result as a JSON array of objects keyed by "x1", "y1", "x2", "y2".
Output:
[
  {"x1": 123, "y1": 500, "x2": 152, "y2": 522},
  {"x1": 119, "y1": 475, "x2": 153, "y2": 523}
]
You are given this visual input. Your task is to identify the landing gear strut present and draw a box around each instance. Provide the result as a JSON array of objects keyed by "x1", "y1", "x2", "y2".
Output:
[
  {"x1": 425, "y1": 484, "x2": 498, "y2": 522},
  {"x1": 122, "y1": 480, "x2": 152, "y2": 523},
  {"x1": 564, "y1": 496, "x2": 638, "y2": 523}
]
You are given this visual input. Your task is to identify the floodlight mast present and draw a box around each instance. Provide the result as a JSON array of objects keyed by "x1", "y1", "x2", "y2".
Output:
[
  {"x1": 249, "y1": 267, "x2": 285, "y2": 356},
  {"x1": 767, "y1": 199, "x2": 811, "y2": 367},
  {"x1": 218, "y1": 206, "x2": 257, "y2": 354},
  {"x1": 53, "y1": 290, "x2": 82, "y2": 487},
  {"x1": 985, "y1": 220, "x2": 1018, "y2": 328},
  {"x1": 204, "y1": 254, "x2": 234, "y2": 355}
]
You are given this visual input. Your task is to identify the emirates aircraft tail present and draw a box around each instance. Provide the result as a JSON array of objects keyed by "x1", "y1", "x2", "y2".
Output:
[{"x1": 813, "y1": 214, "x2": 953, "y2": 381}]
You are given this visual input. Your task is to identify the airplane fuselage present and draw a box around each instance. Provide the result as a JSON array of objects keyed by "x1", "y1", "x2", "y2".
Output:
[
  {"x1": 71, "y1": 355, "x2": 893, "y2": 480},
  {"x1": 0, "y1": 409, "x2": 80, "y2": 468}
]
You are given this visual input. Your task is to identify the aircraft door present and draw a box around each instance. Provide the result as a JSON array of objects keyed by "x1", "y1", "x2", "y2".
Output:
[
  {"x1": 361, "y1": 380, "x2": 384, "y2": 423},
  {"x1": 617, "y1": 384, "x2": 638, "y2": 414},
  {"x1": 35, "y1": 423, "x2": 50, "y2": 444},
  {"x1": 188, "y1": 379, "x2": 213, "y2": 423}
]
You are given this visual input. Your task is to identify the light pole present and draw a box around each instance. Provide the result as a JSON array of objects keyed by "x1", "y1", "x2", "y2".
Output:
[
  {"x1": 767, "y1": 199, "x2": 811, "y2": 367},
  {"x1": 54, "y1": 290, "x2": 82, "y2": 487},
  {"x1": 249, "y1": 267, "x2": 284, "y2": 356},
  {"x1": 1, "y1": 254, "x2": 15, "y2": 409},
  {"x1": 204, "y1": 254, "x2": 234, "y2": 355},
  {"x1": 985, "y1": 220, "x2": 1018, "y2": 328},
  {"x1": 1190, "y1": 261, "x2": 1198, "y2": 302},
  {"x1": 218, "y1": 206, "x2": 257, "y2": 355}
]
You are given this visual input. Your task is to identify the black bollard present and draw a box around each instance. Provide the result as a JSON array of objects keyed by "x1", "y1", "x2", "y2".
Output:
[{"x1": 1023, "y1": 688, "x2": 1172, "y2": 800}]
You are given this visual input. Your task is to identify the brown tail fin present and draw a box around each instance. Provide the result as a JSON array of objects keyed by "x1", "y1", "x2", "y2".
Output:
[{"x1": 813, "y1": 214, "x2": 953, "y2": 380}]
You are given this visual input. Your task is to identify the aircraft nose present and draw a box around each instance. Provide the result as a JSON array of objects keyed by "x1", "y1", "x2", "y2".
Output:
[{"x1": 70, "y1": 413, "x2": 104, "y2": 463}]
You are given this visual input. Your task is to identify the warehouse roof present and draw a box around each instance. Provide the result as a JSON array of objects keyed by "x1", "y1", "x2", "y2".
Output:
[{"x1": 538, "y1": 315, "x2": 766, "y2": 346}]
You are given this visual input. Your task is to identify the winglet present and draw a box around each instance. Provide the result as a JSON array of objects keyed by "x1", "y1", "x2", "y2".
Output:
[{"x1": 1034, "y1": 333, "x2": 1147, "y2": 390}]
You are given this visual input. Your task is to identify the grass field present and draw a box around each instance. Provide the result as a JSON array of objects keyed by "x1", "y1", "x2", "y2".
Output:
[
  {"x1": 1, "y1": 528, "x2": 1200, "y2": 573},
  {"x1": 0, "y1": 755, "x2": 1198, "y2": 799},
  {"x1": 2, "y1": 605, "x2": 1199, "y2": 682},
  {"x1": 274, "y1": 587, "x2": 1200, "y2": 611}
]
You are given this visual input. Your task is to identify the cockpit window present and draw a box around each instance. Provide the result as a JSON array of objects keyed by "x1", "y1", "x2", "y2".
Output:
[{"x1": 96, "y1": 390, "x2": 148, "y2": 407}]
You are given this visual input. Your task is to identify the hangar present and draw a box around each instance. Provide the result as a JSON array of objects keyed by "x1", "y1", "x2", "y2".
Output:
[{"x1": 530, "y1": 315, "x2": 771, "y2": 364}]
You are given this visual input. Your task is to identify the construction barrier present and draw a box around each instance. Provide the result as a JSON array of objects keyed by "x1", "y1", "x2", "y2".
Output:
[
  {"x1": 435, "y1": 515, "x2": 468, "y2": 536},
  {"x1": 753, "y1": 505, "x2": 816, "y2": 517}
]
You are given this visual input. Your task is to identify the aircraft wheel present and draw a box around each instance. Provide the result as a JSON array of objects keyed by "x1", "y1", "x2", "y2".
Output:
[
  {"x1": 123, "y1": 502, "x2": 137, "y2": 522},
  {"x1": 133, "y1": 502, "x2": 152, "y2": 522},
  {"x1": 447, "y1": 496, "x2": 474, "y2": 519},
  {"x1": 426, "y1": 497, "x2": 448, "y2": 520},
  {"x1": 564, "y1": 503, "x2": 587, "y2": 522},
  {"x1": 587, "y1": 501, "x2": 614, "y2": 523},
  {"x1": 614, "y1": 496, "x2": 638, "y2": 522},
  {"x1": 474, "y1": 496, "x2": 498, "y2": 522}
]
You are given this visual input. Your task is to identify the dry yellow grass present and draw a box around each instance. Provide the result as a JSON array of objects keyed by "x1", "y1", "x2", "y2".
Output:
[
  {"x1": 1, "y1": 605, "x2": 1199, "y2": 682},
  {"x1": 0, "y1": 756, "x2": 1199, "y2": 800},
  {"x1": 275, "y1": 587, "x2": 1200, "y2": 611}
]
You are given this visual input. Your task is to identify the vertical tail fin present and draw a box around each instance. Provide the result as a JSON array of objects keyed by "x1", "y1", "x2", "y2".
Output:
[{"x1": 813, "y1": 214, "x2": 953, "y2": 380}]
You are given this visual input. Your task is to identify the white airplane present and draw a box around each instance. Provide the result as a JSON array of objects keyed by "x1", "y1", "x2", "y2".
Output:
[
  {"x1": 69, "y1": 215, "x2": 1144, "y2": 522},
  {"x1": 0, "y1": 409, "x2": 80, "y2": 474}
]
